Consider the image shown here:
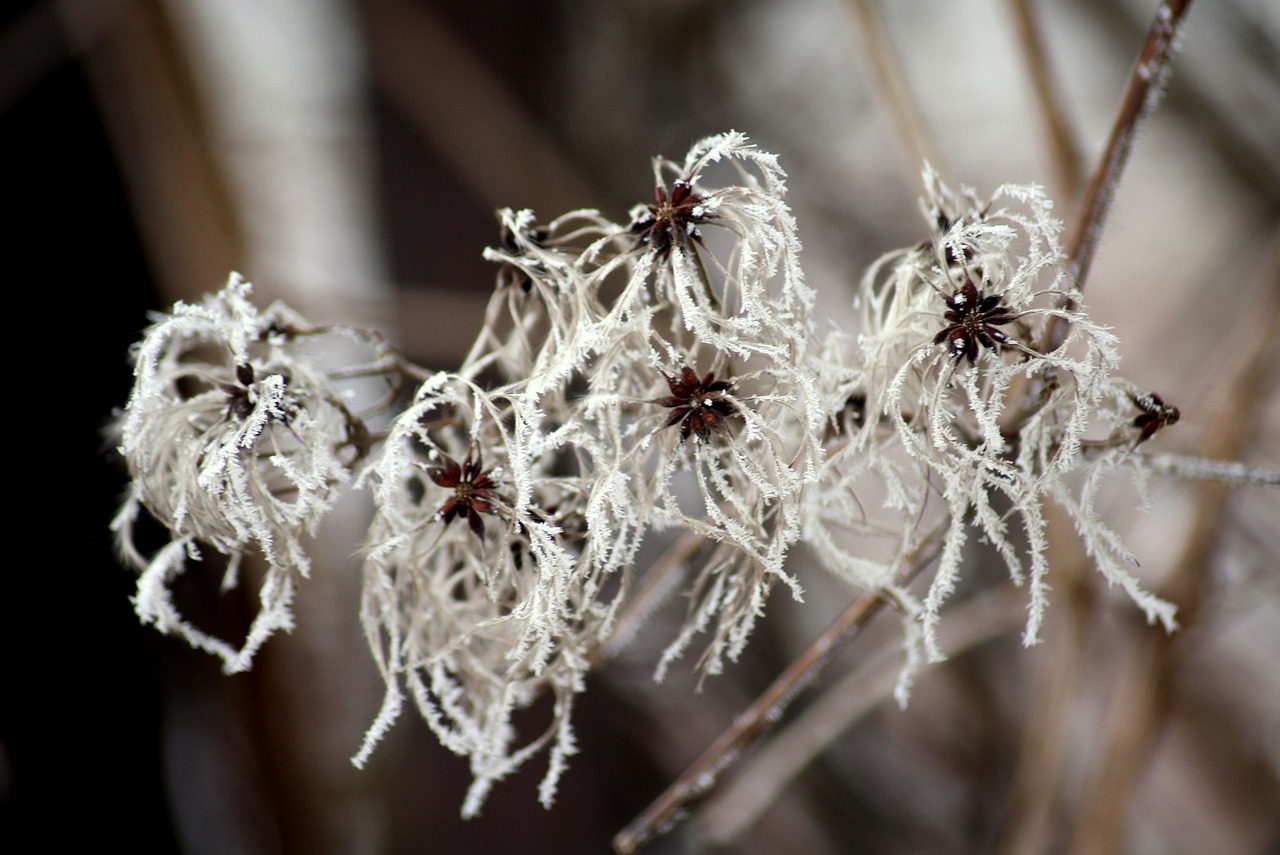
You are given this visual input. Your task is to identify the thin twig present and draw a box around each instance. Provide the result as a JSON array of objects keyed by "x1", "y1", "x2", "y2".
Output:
[
  {"x1": 1142, "y1": 452, "x2": 1280, "y2": 488},
  {"x1": 697, "y1": 585, "x2": 1027, "y2": 846},
  {"x1": 1044, "y1": 0, "x2": 1195, "y2": 353},
  {"x1": 844, "y1": 0, "x2": 944, "y2": 179},
  {"x1": 612, "y1": 524, "x2": 946, "y2": 854},
  {"x1": 1064, "y1": 0, "x2": 1192, "y2": 289},
  {"x1": 1067, "y1": 241, "x2": 1279, "y2": 855},
  {"x1": 1004, "y1": 0, "x2": 1084, "y2": 202}
]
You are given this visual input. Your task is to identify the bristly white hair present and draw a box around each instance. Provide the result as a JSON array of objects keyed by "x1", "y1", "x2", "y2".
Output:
[
  {"x1": 821, "y1": 168, "x2": 1176, "y2": 696},
  {"x1": 113, "y1": 274, "x2": 358, "y2": 673}
]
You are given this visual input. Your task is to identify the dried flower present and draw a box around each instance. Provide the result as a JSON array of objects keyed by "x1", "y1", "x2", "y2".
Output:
[
  {"x1": 932, "y1": 279, "x2": 1022, "y2": 363},
  {"x1": 112, "y1": 274, "x2": 361, "y2": 672},
  {"x1": 831, "y1": 167, "x2": 1176, "y2": 689},
  {"x1": 495, "y1": 219, "x2": 550, "y2": 293},
  {"x1": 111, "y1": 131, "x2": 1215, "y2": 824},
  {"x1": 358, "y1": 373, "x2": 610, "y2": 817},
  {"x1": 430, "y1": 451, "x2": 503, "y2": 537},
  {"x1": 577, "y1": 134, "x2": 826, "y2": 677},
  {"x1": 656, "y1": 366, "x2": 737, "y2": 443},
  {"x1": 1132, "y1": 391, "x2": 1180, "y2": 443},
  {"x1": 630, "y1": 179, "x2": 710, "y2": 257}
]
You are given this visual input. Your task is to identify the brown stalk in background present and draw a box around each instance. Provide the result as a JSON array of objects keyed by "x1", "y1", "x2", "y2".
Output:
[
  {"x1": 843, "y1": 0, "x2": 944, "y2": 181},
  {"x1": 1068, "y1": 240, "x2": 1279, "y2": 855},
  {"x1": 612, "y1": 525, "x2": 947, "y2": 854},
  {"x1": 1004, "y1": 0, "x2": 1084, "y2": 204}
]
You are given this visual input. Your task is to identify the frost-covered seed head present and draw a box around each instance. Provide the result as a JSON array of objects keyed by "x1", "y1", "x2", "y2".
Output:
[
  {"x1": 656, "y1": 366, "x2": 738, "y2": 443},
  {"x1": 932, "y1": 279, "x2": 1022, "y2": 364},
  {"x1": 630, "y1": 179, "x2": 711, "y2": 257},
  {"x1": 1131, "y1": 391, "x2": 1180, "y2": 443},
  {"x1": 113, "y1": 276, "x2": 362, "y2": 672}
]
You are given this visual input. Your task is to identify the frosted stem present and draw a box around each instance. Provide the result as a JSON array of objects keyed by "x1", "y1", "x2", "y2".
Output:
[
  {"x1": 1143, "y1": 452, "x2": 1280, "y2": 488},
  {"x1": 1045, "y1": 0, "x2": 1195, "y2": 352}
]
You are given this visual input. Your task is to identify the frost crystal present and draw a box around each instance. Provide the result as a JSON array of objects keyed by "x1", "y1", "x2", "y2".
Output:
[
  {"x1": 356, "y1": 133, "x2": 825, "y2": 812},
  {"x1": 357, "y1": 373, "x2": 602, "y2": 816}
]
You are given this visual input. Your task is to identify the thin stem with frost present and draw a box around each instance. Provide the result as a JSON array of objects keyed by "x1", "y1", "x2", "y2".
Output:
[
  {"x1": 612, "y1": 524, "x2": 946, "y2": 854},
  {"x1": 1044, "y1": 0, "x2": 1194, "y2": 353},
  {"x1": 1064, "y1": 0, "x2": 1192, "y2": 288},
  {"x1": 1141, "y1": 453, "x2": 1280, "y2": 488}
]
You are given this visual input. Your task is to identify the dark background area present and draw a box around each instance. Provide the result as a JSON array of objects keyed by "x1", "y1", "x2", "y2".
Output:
[{"x1": 1, "y1": 14, "x2": 174, "y2": 850}]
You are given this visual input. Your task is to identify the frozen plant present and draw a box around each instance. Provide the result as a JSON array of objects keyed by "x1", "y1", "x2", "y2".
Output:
[
  {"x1": 112, "y1": 274, "x2": 372, "y2": 673},
  {"x1": 568, "y1": 132, "x2": 826, "y2": 680},
  {"x1": 357, "y1": 371, "x2": 598, "y2": 816},
  {"x1": 355, "y1": 133, "x2": 827, "y2": 812},
  {"x1": 113, "y1": 126, "x2": 1269, "y2": 829},
  {"x1": 809, "y1": 167, "x2": 1183, "y2": 701}
]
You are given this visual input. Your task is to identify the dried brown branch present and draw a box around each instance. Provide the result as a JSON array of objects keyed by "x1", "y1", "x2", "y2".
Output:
[
  {"x1": 1063, "y1": 0, "x2": 1193, "y2": 289},
  {"x1": 612, "y1": 524, "x2": 946, "y2": 854},
  {"x1": 1067, "y1": 241, "x2": 1279, "y2": 855},
  {"x1": 1043, "y1": 0, "x2": 1195, "y2": 354},
  {"x1": 59, "y1": 0, "x2": 244, "y2": 298},
  {"x1": 363, "y1": 0, "x2": 598, "y2": 213},
  {"x1": 697, "y1": 585, "x2": 1027, "y2": 847}
]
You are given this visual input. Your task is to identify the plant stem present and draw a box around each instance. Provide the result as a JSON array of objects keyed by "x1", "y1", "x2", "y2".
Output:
[
  {"x1": 1142, "y1": 452, "x2": 1280, "y2": 488},
  {"x1": 1005, "y1": 0, "x2": 1083, "y2": 203},
  {"x1": 612, "y1": 524, "x2": 946, "y2": 854},
  {"x1": 698, "y1": 586, "x2": 1027, "y2": 847},
  {"x1": 844, "y1": 0, "x2": 943, "y2": 179},
  {"x1": 1044, "y1": 0, "x2": 1195, "y2": 353},
  {"x1": 1065, "y1": 0, "x2": 1192, "y2": 288}
]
